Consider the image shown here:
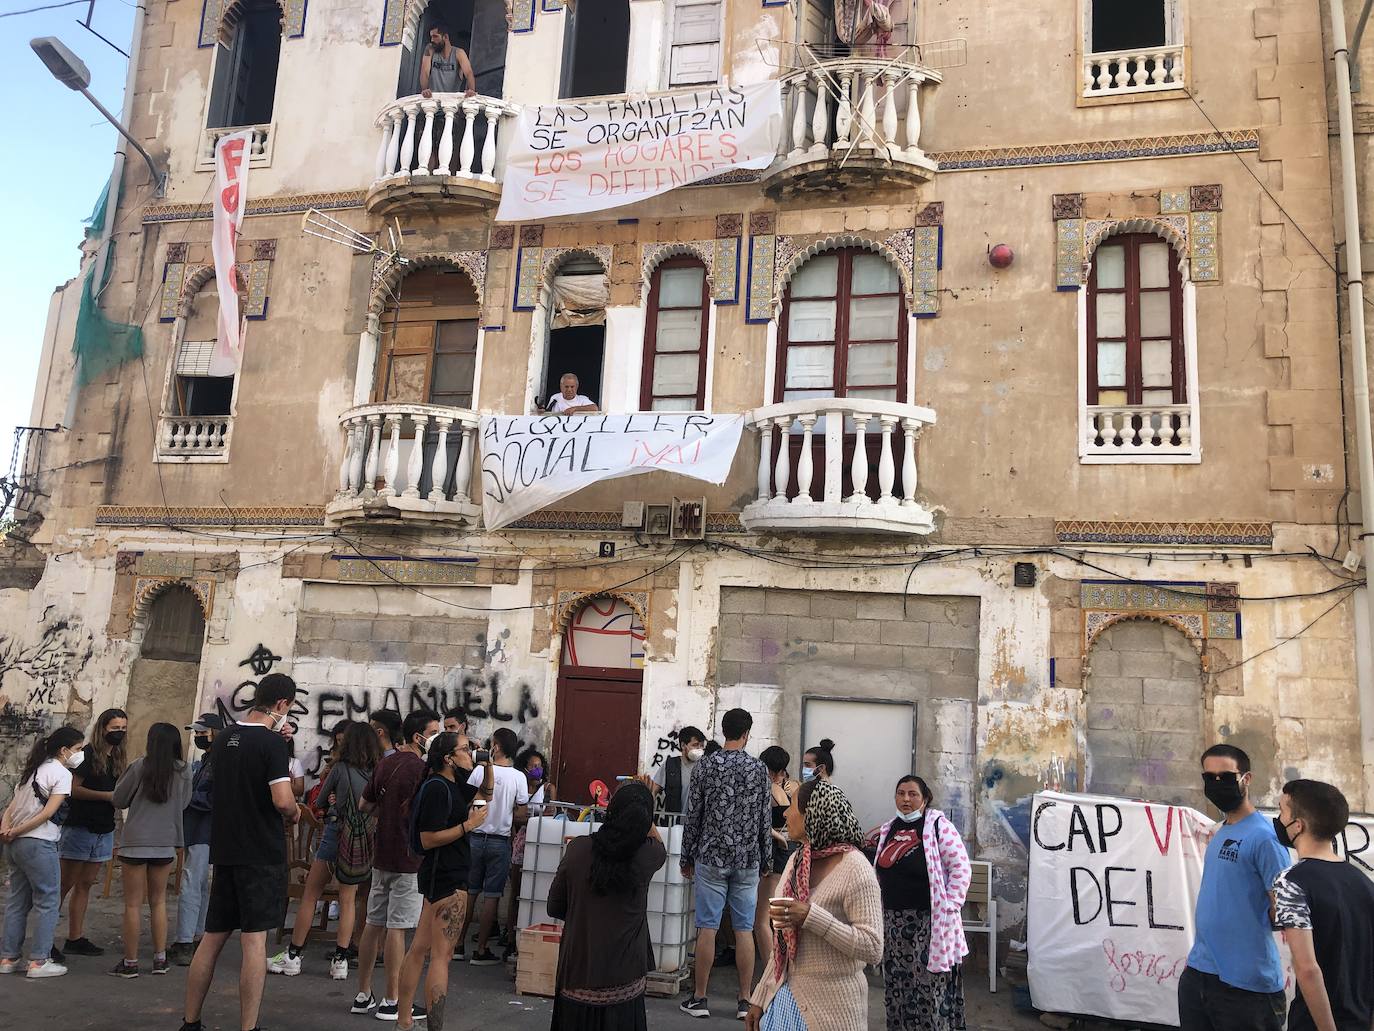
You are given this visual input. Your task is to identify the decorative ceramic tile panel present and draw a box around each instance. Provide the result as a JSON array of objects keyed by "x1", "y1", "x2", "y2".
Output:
[
  {"x1": 540, "y1": 245, "x2": 611, "y2": 281},
  {"x1": 748, "y1": 211, "x2": 775, "y2": 235},
  {"x1": 1081, "y1": 581, "x2": 1209, "y2": 612},
  {"x1": 713, "y1": 236, "x2": 741, "y2": 303},
  {"x1": 932, "y1": 129, "x2": 1260, "y2": 172},
  {"x1": 1051, "y1": 194, "x2": 1084, "y2": 220},
  {"x1": 143, "y1": 190, "x2": 365, "y2": 224},
  {"x1": 244, "y1": 258, "x2": 272, "y2": 318},
  {"x1": 1207, "y1": 612, "x2": 1240, "y2": 639},
  {"x1": 1084, "y1": 214, "x2": 1189, "y2": 257},
  {"x1": 335, "y1": 557, "x2": 478, "y2": 585},
  {"x1": 641, "y1": 240, "x2": 715, "y2": 291},
  {"x1": 513, "y1": 246, "x2": 542, "y2": 310},
  {"x1": 1190, "y1": 210, "x2": 1219, "y2": 282},
  {"x1": 716, "y1": 213, "x2": 743, "y2": 238},
  {"x1": 1056, "y1": 218, "x2": 1084, "y2": 289},
  {"x1": 911, "y1": 225, "x2": 940, "y2": 315},
  {"x1": 380, "y1": 0, "x2": 404, "y2": 44},
  {"x1": 490, "y1": 225, "x2": 515, "y2": 249},
  {"x1": 166, "y1": 243, "x2": 190, "y2": 262},
  {"x1": 519, "y1": 225, "x2": 545, "y2": 247},
  {"x1": 133, "y1": 577, "x2": 216, "y2": 619},
  {"x1": 512, "y1": 0, "x2": 536, "y2": 31},
  {"x1": 542, "y1": 0, "x2": 563, "y2": 10},
  {"x1": 97, "y1": 505, "x2": 326, "y2": 526},
  {"x1": 1159, "y1": 188, "x2": 1190, "y2": 214},
  {"x1": 745, "y1": 233, "x2": 776, "y2": 323},
  {"x1": 915, "y1": 202, "x2": 944, "y2": 227},
  {"x1": 1055, "y1": 520, "x2": 1274, "y2": 546},
  {"x1": 1190, "y1": 184, "x2": 1222, "y2": 211},
  {"x1": 159, "y1": 262, "x2": 187, "y2": 322},
  {"x1": 199, "y1": 0, "x2": 225, "y2": 47},
  {"x1": 283, "y1": 0, "x2": 306, "y2": 37}
]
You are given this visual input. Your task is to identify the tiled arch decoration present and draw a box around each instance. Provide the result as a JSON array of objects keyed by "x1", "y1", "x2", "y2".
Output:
[
  {"x1": 368, "y1": 250, "x2": 488, "y2": 316},
  {"x1": 159, "y1": 240, "x2": 274, "y2": 321},
  {"x1": 512, "y1": 233, "x2": 614, "y2": 311},
  {"x1": 641, "y1": 241, "x2": 717, "y2": 300},
  {"x1": 382, "y1": 0, "x2": 517, "y2": 47},
  {"x1": 199, "y1": 0, "x2": 305, "y2": 48},
  {"x1": 553, "y1": 590, "x2": 650, "y2": 641}
]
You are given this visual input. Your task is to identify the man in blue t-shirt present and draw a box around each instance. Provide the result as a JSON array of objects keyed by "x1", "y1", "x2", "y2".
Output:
[{"x1": 1178, "y1": 744, "x2": 1292, "y2": 1031}]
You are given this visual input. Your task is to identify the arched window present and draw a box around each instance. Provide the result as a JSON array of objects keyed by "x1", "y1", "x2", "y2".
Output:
[
  {"x1": 207, "y1": 0, "x2": 283, "y2": 129},
  {"x1": 777, "y1": 248, "x2": 906, "y2": 406},
  {"x1": 560, "y1": 0, "x2": 630, "y2": 98},
  {"x1": 1086, "y1": 233, "x2": 1184, "y2": 408},
  {"x1": 141, "y1": 586, "x2": 207, "y2": 662},
  {"x1": 641, "y1": 258, "x2": 709, "y2": 411}
]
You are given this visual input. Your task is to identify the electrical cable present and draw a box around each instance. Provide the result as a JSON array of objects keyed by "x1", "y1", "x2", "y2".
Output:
[
  {"x1": 1208, "y1": 591, "x2": 1351, "y2": 676},
  {"x1": 0, "y1": 0, "x2": 86, "y2": 16}
]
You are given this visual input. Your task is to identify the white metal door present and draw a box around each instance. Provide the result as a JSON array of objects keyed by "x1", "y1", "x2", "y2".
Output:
[{"x1": 801, "y1": 696, "x2": 916, "y2": 836}]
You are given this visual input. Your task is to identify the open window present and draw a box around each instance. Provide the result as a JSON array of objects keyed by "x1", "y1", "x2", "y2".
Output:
[
  {"x1": 397, "y1": 0, "x2": 508, "y2": 99},
  {"x1": 1090, "y1": 0, "x2": 1167, "y2": 53},
  {"x1": 540, "y1": 255, "x2": 608, "y2": 411},
  {"x1": 172, "y1": 339, "x2": 235, "y2": 417},
  {"x1": 667, "y1": 0, "x2": 722, "y2": 88},
  {"x1": 207, "y1": 0, "x2": 282, "y2": 129},
  {"x1": 1082, "y1": 0, "x2": 1183, "y2": 96},
  {"x1": 560, "y1": 0, "x2": 630, "y2": 98},
  {"x1": 157, "y1": 284, "x2": 238, "y2": 460},
  {"x1": 1082, "y1": 232, "x2": 1197, "y2": 460},
  {"x1": 642, "y1": 258, "x2": 709, "y2": 411}
]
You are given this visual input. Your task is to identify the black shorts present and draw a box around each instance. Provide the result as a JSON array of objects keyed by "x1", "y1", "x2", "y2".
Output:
[
  {"x1": 120, "y1": 855, "x2": 175, "y2": 867},
  {"x1": 206, "y1": 863, "x2": 287, "y2": 934}
]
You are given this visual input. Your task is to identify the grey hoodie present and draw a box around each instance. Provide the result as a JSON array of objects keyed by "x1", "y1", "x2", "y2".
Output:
[{"x1": 113, "y1": 757, "x2": 192, "y2": 858}]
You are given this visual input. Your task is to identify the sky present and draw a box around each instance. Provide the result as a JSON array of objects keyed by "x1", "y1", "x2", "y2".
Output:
[{"x1": 0, "y1": 0, "x2": 136, "y2": 471}]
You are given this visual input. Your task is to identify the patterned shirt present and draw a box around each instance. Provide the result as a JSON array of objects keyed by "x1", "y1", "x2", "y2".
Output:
[{"x1": 682, "y1": 747, "x2": 771, "y2": 872}]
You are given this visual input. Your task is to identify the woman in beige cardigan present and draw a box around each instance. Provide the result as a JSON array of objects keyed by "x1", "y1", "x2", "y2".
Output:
[{"x1": 745, "y1": 779, "x2": 883, "y2": 1031}]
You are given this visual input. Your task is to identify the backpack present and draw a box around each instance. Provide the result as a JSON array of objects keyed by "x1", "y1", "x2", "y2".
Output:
[
  {"x1": 406, "y1": 776, "x2": 453, "y2": 858},
  {"x1": 333, "y1": 767, "x2": 376, "y2": 886}
]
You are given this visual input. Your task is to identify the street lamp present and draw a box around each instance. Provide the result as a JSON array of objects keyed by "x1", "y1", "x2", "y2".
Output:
[{"x1": 30, "y1": 36, "x2": 167, "y2": 197}]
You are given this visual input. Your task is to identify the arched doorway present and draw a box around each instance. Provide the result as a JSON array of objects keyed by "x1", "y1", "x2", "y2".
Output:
[
  {"x1": 125, "y1": 585, "x2": 207, "y2": 756},
  {"x1": 1084, "y1": 618, "x2": 1204, "y2": 809},
  {"x1": 552, "y1": 597, "x2": 645, "y2": 804}
]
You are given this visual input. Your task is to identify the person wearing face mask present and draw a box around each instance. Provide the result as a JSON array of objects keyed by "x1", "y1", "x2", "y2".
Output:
[
  {"x1": 649, "y1": 725, "x2": 707, "y2": 816},
  {"x1": 179, "y1": 674, "x2": 301, "y2": 1031},
  {"x1": 864, "y1": 776, "x2": 971, "y2": 1030},
  {"x1": 504, "y1": 746, "x2": 556, "y2": 961},
  {"x1": 57, "y1": 707, "x2": 128, "y2": 959},
  {"x1": 801, "y1": 739, "x2": 836, "y2": 784},
  {"x1": 1177, "y1": 744, "x2": 1293, "y2": 1031},
  {"x1": 754, "y1": 746, "x2": 796, "y2": 971},
  {"x1": 0, "y1": 725, "x2": 85, "y2": 978},
  {"x1": 1271, "y1": 779, "x2": 1374, "y2": 1031},
  {"x1": 169, "y1": 714, "x2": 224, "y2": 966}
]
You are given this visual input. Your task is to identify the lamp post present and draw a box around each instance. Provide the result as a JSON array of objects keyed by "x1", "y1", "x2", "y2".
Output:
[{"x1": 29, "y1": 36, "x2": 167, "y2": 198}]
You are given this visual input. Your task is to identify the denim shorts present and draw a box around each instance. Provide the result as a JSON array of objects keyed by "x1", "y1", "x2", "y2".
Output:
[
  {"x1": 59, "y1": 825, "x2": 114, "y2": 863},
  {"x1": 467, "y1": 833, "x2": 512, "y2": 898},
  {"x1": 694, "y1": 864, "x2": 759, "y2": 931},
  {"x1": 315, "y1": 821, "x2": 340, "y2": 864}
]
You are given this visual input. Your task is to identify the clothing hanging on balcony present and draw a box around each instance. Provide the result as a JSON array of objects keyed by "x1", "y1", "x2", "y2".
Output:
[
  {"x1": 834, "y1": 0, "x2": 906, "y2": 53},
  {"x1": 549, "y1": 273, "x2": 608, "y2": 329}
]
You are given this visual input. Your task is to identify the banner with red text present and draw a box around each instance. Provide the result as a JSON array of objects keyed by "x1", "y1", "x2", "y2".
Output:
[
  {"x1": 210, "y1": 131, "x2": 251, "y2": 376},
  {"x1": 495, "y1": 83, "x2": 782, "y2": 222},
  {"x1": 478, "y1": 413, "x2": 744, "y2": 529}
]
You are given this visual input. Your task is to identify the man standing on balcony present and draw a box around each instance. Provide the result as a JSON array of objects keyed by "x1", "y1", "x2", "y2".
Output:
[{"x1": 420, "y1": 24, "x2": 476, "y2": 173}]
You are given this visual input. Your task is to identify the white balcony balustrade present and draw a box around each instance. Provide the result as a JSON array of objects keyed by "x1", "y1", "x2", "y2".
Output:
[
  {"x1": 328, "y1": 403, "x2": 482, "y2": 526},
  {"x1": 367, "y1": 93, "x2": 518, "y2": 214},
  {"x1": 1082, "y1": 45, "x2": 1185, "y2": 97},
  {"x1": 742, "y1": 398, "x2": 937, "y2": 535},
  {"x1": 767, "y1": 53, "x2": 940, "y2": 194},
  {"x1": 157, "y1": 416, "x2": 231, "y2": 461},
  {"x1": 1083, "y1": 403, "x2": 1197, "y2": 460},
  {"x1": 198, "y1": 124, "x2": 274, "y2": 168}
]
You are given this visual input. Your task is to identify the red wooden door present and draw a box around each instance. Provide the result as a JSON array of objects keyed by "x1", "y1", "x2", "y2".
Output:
[{"x1": 552, "y1": 666, "x2": 644, "y2": 805}]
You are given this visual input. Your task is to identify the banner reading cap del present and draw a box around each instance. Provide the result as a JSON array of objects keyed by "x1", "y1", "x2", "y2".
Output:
[
  {"x1": 479, "y1": 414, "x2": 745, "y2": 529},
  {"x1": 495, "y1": 82, "x2": 783, "y2": 222}
]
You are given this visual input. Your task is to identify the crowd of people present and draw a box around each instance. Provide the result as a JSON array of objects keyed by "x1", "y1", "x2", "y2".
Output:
[{"x1": 2, "y1": 690, "x2": 1373, "y2": 1031}]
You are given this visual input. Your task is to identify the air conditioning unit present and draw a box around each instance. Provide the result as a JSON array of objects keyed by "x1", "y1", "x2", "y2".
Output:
[
  {"x1": 671, "y1": 498, "x2": 706, "y2": 540},
  {"x1": 621, "y1": 501, "x2": 645, "y2": 529}
]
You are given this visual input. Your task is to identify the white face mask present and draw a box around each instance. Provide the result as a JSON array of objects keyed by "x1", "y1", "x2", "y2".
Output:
[
  {"x1": 895, "y1": 808, "x2": 923, "y2": 823},
  {"x1": 64, "y1": 749, "x2": 86, "y2": 770},
  {"x1": 423, "y1": 733, "x2": 441, "y2": 755},
  {"x1": 686, "y1": 748, "x2": 705, "y2": 763}
]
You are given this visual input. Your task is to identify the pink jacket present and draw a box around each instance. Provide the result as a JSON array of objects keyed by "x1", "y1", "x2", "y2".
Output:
[{"x1": 871, "y1": 808, "x2": 971, "y2": 973}]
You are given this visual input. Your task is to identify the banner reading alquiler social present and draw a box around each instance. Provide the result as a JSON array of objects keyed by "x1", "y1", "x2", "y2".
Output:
[
  {"x1": 478, "y1": 413, "x2": 745, "y2": 530},
  {"x1": 494, "y1": 82, "x2": 783, "y2": 222}
]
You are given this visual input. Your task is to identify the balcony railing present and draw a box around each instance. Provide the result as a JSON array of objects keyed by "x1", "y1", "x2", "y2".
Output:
[
  {"x1": 198, "y1": 124, "x2": 274, "y2": 169},
  {"x1": 1082, "y1": 45, "x2": 1185, "y2": 97},
  {"x1": 742, "y1": 398, "x2": 938, "y2": 535},
  {"x1": 768, "y1": 55, "x2": 940, "y2": 194},
  {"x1": 157, "y1": 415, "x2": 231, "y2": 461},
  {"x1": 1082, "y1": 403, "x2": 1197, "y2": 461},
  {"x1": 367, "y1": 93, "x2": 518, "y2": 214},
  {"x1": 328, "y1": 403, "x2": 481, "y2": 525}
]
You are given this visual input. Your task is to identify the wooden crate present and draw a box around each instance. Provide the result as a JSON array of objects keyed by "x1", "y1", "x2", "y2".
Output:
[
  {"x1": 515, "y1": 922, "x2": 562, "y2": 998},
  {"x1": 645, "y1": 966, "x2": 690, "y2": 998}
]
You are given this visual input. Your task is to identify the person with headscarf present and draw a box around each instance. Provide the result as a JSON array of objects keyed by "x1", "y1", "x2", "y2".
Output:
[
  {"x1": 546, "y1": 781, "x2": 666, "y2": 1030},
  {"x1": 746, "y1": 779, "x2": 883, "y2": 1031}
]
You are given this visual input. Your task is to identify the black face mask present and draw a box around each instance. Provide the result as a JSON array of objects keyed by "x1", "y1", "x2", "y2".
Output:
[
  {"x1": 104, "y1": 730, "x2": 126, "y2": 746},
  {"x1": 1203, "y1": 777, "x2": 1247, "y2": 813},
  {"x1": 194, "y1": 735, "x2": 212, "y2": 751},
  {"x1": 1273, "y1": 816, "x2": 1301, "y2": 849}
]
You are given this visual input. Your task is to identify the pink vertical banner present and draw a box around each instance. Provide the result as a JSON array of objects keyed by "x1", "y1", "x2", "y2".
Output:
[{"x1": 210, "y1": 131, "x2": 252, "y2": 376}]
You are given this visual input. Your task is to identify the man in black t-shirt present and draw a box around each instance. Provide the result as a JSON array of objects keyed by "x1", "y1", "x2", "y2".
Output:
[
  {"x1": 1273, "y1": 778, "x2": 1374, "y2": 1031},
  {"x1": 180, "y1": 674, "x2": 300, "y2": 1031}
]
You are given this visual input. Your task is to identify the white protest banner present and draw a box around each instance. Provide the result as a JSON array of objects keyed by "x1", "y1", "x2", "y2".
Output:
[
  {"x1": 1028, "y1": 791, "x2": 1212, "y2": 1026},
  {"x1": 495, "y1": 82, "x2": 783, "y2": 222},
  {"x1": 479, "y1": 413, "x2": 745, "y2": 529},
  {"x1": 210, "y1": 130, "x2": 251, "y2": 377}
]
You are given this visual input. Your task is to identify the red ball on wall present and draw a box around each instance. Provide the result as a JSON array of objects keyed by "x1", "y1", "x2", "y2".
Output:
[{"x1": 989, "y1": 244, "x2": 1015, "y2": 269}]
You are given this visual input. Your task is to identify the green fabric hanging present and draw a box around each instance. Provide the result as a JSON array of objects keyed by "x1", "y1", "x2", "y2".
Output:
[{"x1": 73, "y1": 240, "x2": 144, "y2": 387}]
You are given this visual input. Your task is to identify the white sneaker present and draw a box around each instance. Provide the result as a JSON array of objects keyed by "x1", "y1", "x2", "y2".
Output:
[
  {"x1": 330, "y1": 954, "x2": 349, "y2": 980},
  {"x1": 329, "y1": 901, "x2": 340, "y2": 919},
  {"x1": 0, "y1": 957, "x2": 21, "y2": 974},
  {"x1": 26, "y1": 959, "x2": 67, "y2": 979},
  {"x1": 266, "y1": 949, "x2": 301, "y2": 976}
]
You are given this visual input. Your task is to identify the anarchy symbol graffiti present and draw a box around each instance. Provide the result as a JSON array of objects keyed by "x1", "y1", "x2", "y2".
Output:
[{"x1": 239, "y1": 643, "x2": 282, "y2": 676}]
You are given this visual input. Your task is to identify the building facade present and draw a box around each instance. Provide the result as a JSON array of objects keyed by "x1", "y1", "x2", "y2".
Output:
[{"x1": 4, "y1": 0, "x2": 1370, "y2": 929}]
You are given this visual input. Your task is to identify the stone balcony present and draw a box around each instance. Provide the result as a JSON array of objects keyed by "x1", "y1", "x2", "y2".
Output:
[
  {"x1": 742, "y1": 398, "x2": 938, "y2": 535},
  {"x1": 327, "y1": 402, "x2": 481, "y2": 527},
  {"x1": 366, "y1": 93, "x2": 520, "y2": 217},
  {"x1": 1081, "y1": 45, "x2": 1186, "y2": 99},
  {"x1": 763, "y1": 50, "x2": 941, "y2": 200}
]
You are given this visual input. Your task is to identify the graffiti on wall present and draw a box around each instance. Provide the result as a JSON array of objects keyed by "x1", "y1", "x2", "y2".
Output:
[{"x1": 650, "y1": 728, "x2": 683, "y2": 769}]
